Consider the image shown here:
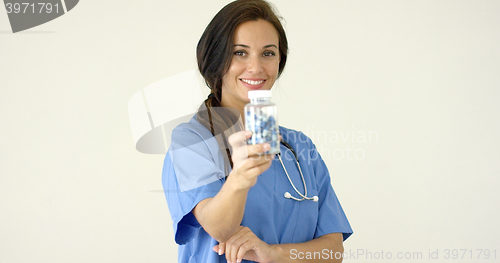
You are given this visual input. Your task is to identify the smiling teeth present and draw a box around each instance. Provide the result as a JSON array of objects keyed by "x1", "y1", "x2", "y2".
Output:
[{"x1": 241, "y1": 79, "x2": 264, "y2": 85}]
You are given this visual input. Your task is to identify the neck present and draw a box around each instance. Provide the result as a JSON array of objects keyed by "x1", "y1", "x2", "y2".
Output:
[{"x1": 220, "y1": 99, "x2": 246, "y2": 124}]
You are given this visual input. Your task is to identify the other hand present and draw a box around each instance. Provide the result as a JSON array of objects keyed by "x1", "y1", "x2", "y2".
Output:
[{"x1": 213, "y1": 226, "x2": 279, "y2": 263}]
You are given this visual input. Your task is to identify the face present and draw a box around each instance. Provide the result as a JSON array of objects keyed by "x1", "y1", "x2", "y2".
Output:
[{"x1": 220, "y1": 19, "x2": 280, "y2": 111}]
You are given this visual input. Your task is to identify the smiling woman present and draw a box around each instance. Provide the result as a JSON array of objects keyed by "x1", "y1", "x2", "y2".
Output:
[{"x1": 162, "y1": 1, "x2": 353, "y2": 263}]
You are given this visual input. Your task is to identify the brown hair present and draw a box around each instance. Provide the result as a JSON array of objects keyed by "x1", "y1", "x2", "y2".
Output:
[{"x1": 196, "y1": 0, "x2": 288, "y2": 171}]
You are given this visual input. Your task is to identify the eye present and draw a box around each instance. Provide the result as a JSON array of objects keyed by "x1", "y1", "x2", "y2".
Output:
[
  {"x1": 263, "y1": 51, "x2": 276, "y2": 57},
  {"x1": 234, "y1": 50, "x2": 247, "y2": 56}
]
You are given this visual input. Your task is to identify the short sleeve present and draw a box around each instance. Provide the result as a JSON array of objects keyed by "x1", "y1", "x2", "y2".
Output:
[
  {"x1": 162, "y1": 123, "x2": 226, "y2": 245},
  {"x1": 307, "y1": 137, "x2": 353, "y2": 241}
]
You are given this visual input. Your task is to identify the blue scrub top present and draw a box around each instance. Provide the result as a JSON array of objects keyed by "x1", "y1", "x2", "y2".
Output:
[{"x1": 162, "y1": 116, "x2": 353, "y2": 263}]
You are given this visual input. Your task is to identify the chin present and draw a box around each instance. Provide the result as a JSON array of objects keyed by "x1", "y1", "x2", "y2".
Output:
[{"x1": 242, "y1": 92, "x2": 251, "y2": 102}]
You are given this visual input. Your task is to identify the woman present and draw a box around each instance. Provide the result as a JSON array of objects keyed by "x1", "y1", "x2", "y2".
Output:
[{"x1": 162, "y1": 0, "x2": 352, "y2": 262}]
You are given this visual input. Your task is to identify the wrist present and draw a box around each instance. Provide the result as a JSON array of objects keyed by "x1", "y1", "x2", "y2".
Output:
[
  {"x1": 269, "y1": 244, "x2": 287, "y2": 263},
  {"x1": 226, "y1": 170, "x2": 253, "y2": 191}
]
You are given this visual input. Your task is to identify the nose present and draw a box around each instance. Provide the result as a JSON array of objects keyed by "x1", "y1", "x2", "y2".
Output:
[{"x1": 247, "y1": 55, "x2": 263, "y2": 74}]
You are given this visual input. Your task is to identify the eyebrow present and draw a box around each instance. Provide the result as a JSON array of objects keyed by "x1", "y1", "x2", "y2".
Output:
[{"x1": 234, "y1": 44, "x2": 278, "y2": 49}]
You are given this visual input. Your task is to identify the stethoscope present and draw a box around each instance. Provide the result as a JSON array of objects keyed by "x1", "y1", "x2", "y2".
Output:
[{"x1": 277, "y1": 140, "x2": 319, "y2": 202}]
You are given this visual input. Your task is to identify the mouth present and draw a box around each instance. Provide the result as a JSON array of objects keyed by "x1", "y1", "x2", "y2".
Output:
[{"x1": 240, "y1": 78, "x2": 266, "y2": 89}]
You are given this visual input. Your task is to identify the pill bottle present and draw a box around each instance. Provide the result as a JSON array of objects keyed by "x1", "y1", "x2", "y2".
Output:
[{"x1": 244, "y1": 90, "x2": 280, "y2": 154}]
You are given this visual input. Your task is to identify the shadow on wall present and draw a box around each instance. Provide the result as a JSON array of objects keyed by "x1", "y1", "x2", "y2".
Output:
[{"x1": 128, "y1": 69, "x2": 206, "y2": 154}]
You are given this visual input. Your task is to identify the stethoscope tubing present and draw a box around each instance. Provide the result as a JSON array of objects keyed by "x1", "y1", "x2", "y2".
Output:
[{"x1": 278, "y1": 141, "x2": 319, "y2": 202}]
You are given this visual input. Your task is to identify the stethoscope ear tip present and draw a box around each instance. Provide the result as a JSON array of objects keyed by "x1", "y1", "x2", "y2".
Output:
[
  {"x1": 284, "y1": 192, "x2": 292, "y2": 199},
  {"x1": 312, "y1": 196, "x2": 319, "y2": 202}
]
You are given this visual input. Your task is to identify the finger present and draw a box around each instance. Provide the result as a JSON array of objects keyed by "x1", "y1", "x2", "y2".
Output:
[
  {"x1": 248, "y1": 153, "x2": 275, "y2": 162},
  {"x1": 218, "y1": 242, "x2": 225, "y2": 256},
  {"x1": 233, "y1": 143, "x2": 270, "y2": 162},
  {"x1": 244, "y1": 157, "x2": 274, "y2": 177},
  {"x1": 238, "y1": 154, "x2": 274, "y2": 175},
  {"x1": 247, "y1": 143, "x2": 271, "y2": 156},
  {"x1": 226, "y1": 235, "x2": 241, "y2": 263},
  {"x1": 245, "y1": 130, "x2": 253, "y2": 139},
  {"x1": 243, "y1": 154, "x2": 275, "y2": 170},
  {"x1": 228, "y1": 232, "x2": 250, "y2": 263},
  {"x1": 213, "y1": 244, "x2": 217, "y2": 253},
  {"x1": 236, "y1": 141, "x2": 269, "y2": 155},
  {"x1": 236, "y1": 241, "x2": 251, "y2": 263},
  {"x1": 225, "y1": 227, "x2": 247, "y2": 263},
  {"x1": 228, "y1": 130, "x2": 251, "y2": 148},
  {"x1": 232, "y1": 145, "x2": 272, "y2": 172}
]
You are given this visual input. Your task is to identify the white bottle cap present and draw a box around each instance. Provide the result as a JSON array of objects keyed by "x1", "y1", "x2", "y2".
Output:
[{"x1": 248, "y1": 90, "x2": 272, "y2": 99}]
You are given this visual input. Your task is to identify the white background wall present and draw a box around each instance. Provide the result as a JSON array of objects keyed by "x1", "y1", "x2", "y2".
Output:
[{"x1": 1, "y1": 0, "x2": 499, "y2": 262}]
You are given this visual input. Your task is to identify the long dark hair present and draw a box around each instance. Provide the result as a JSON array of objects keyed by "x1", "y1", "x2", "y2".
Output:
[{"x1": 196, "y1": 0, "x2": 288, "y2": 172}]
